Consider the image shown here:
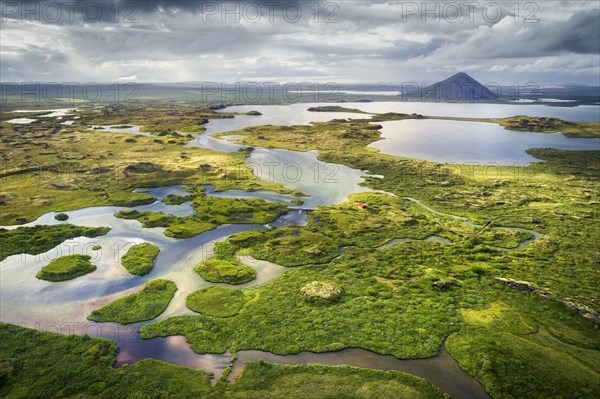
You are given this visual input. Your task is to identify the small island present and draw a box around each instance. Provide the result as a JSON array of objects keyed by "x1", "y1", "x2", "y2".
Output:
[
  {"x1": 121, "y1": 242, "x2": 161, "y2": 275},
  {"x1": 307, "y1": 106, "x2": 369, "y2": 114},
  {"x1": 54, "y1": 213, "x2": 69, "y2": 221},
  {"x1": 36, "y1": 254, "x2": 97, "y2": 282},
  {"x1": 194, "y1": 258, "x2": 256, "y2": 285}
]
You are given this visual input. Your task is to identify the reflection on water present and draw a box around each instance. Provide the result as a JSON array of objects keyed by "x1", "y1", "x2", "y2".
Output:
[
  {"x1": 209, "y1": 102, "x2": 600, "y2": 124},
  {"x1": 231, "y1": 346, "x2": 490, "y2": 399},
  {"x1": 186, "y1": 113, "x2": 373, "y2": 207},
  {"x1": 248, "y1": 148, "x2": 371, "y2": 207},
  {"x1": 369, "y1": 119, "x2": 599, "y2": 165},
  {"x1": 113, "y1": 335, "x2": 231, "y2": 382},
  {"x1": 89, "y1": 124, "x2": 151, "y2": 135}
]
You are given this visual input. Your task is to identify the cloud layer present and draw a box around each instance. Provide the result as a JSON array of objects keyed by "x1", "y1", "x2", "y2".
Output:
[{"x1": 1, "y1": 0, "x2": 599, "y2": 84}]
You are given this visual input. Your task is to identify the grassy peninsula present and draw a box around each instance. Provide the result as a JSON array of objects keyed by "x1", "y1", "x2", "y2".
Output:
[{"x1": 87, "y1": 279, "x2": 177, "y2": 324}]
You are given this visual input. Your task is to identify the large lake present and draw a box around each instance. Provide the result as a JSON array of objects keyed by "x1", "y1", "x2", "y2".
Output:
[
  {"x1": 198, "y1": 102, "x2": 600, "y2": 165},
  {"x1": 369, "y1": 119, "x2": 599, "y2": 165}
]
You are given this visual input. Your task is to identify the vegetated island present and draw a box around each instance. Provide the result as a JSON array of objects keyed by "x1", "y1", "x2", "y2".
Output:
[
  {"x1": 307, "y1": 106, "x2": 370, "y2": 114},
  {"x1": 115, "y1": 191, "x2": 289, "y2": 239},
  {"x1": 121, "y1": 242, "x2": 160, "y2": 275},
  {"x1": 194, "y1": 258, "x2": 256, "y2": 285},
  {"x1": 36, "y1": 254, "x2": 97, "y2": 282}
]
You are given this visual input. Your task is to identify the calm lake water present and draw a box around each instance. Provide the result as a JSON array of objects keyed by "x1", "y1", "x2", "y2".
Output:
[
  {"x1": 201, "y1": 102, "x2": 599, "y2": 165},
  {"x1": 369, "y1": 119, "x2": 599, "y2": 165}
]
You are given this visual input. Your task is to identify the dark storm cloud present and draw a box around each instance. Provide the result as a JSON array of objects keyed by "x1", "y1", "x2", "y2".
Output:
[
  {"x1": 1, "y1": 0, "x2": 599, "y2": 83},
  {"x1": 0, "y1": 0, "x2": 316, "y2": 22},
  {"x1": 547, "y1": 11, "x2": 600, "y2": 54}
]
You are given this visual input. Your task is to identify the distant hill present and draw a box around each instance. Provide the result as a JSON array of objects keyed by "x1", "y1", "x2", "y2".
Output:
[{"x1": 426, "y1": 72, "x2": 497, "y2": 102}]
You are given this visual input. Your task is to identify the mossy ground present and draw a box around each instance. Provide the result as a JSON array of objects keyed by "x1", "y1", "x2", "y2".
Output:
[
  {"x1": 301, "y1": 281, "x2": 342, "y2": 303},
  {"x1": 36, "y1": 254, "x2": 97, "y2": 281},
  {"x1": 494, "y1": 116, "x2": 600, "y2": 138},
  {"x1": 0, "y1": 104, "x2": 300, "y2": 225},
  {"x1": 120, "y1": 242, "x2": 160, "y2": 275},
  {"x1": 0, "y1": 225, "x2": 110, "y2": 261},
  {"x1": 225, "y1": 227, "x2": 340, "y2": 267},
  {"x1": 87, "y1": 279, "x2": 177, "y2": 324},
  {"x1": 115, "y1": 192, "x2": 288, "y2": 239},
  {"x1": 2, "y1": 104, "x2": 599, "y2": 398},
  {"x1": 186, "y1": 286, "x2": 248, "y2": 317},
  {"x1": 0, "y1": 323, "x2": 446, "y2": 399},
  {"x1": 194, "y1": 258, "x2": 256, "y2": 285}
]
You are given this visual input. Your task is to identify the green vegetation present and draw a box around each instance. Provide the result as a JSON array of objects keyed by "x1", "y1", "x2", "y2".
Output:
[
  {"x1": 426, "y1": 115, "x2": 600, "y2": 138},
  {"x1": 114, "y1": 209, "x2": 176, "y2": 227},
  {"x1": 92, "y1": 245, "x2": 102, "y2": 250},
  {"x1": 301, "y1": 281, "x2": 342, "y2": 303},
  {"x1": 186, "y1": 286, "x2": 247, "y2": 317},
  {"x1": 36, "y1": 254, "x2": 96, "y2": 281},
  {"x1": 214, "y1": 118, "x2": 385, "y2": 152},
  {"x1": 121, "y1": 242, "x2": 160, "y2": 275},
  {"x1": 224, "y1": 361, "x2": 446, "y2": 399},
  {"x1": 495, "y1": 116, "x2": 600, "y2": 138},
  {"x1": 195, "y1": 258, "x2": 256, "y2": 285},
  {"x1": 144, "y1": 116, "x2": 599, "y2": 399},
  {"x1": 0, "y1": 224, "x2": 110, "y2": 261},
  {"x1": 162, "y1": 193, "x2": 194, "y2": 205},
  {"x1": 0, "y1": 323, "x2": 445, "y2": 399},
  {"x1": 290, "y1": 199, "x2": 304, "y2": 205},
  {"x1": 115, "y1": 194, "x2": 288, "y2": 239},
  {"x1": 213, "y1": 113, "x2": 428, "y2": 153},
  {"x1": 446, "y1": 290, "x2": 600, "y2": 399},
  {"x1": 106, "y1": 189, "x2": 156, "y2": 206},
  {"x1": 53, "y1": 213, "x2": 68, "y2": 221},
  {"x1": 233, "y1": 227, "x2": 340, "y2": 266},
  {"x1": 0, "y1": 104, "x2": 301, "y2": 225},
  {"x1": 307, "y1": 105, "x2": 370, "y2": 114},
  {"x1": 88, "y1": 279, "x2": 177, "y2": 324}
]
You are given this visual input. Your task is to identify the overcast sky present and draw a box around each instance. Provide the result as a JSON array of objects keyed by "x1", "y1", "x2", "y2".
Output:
[{"x1": 1, "y1": 0, "x2": 599, "y2": 85}]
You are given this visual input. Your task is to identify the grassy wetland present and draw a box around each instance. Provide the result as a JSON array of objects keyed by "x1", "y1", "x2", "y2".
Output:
[
  {"x1": 115, "y1": 189, "x2": 288, "y2": 239},
  {"x1": 143, "y1": 109, "x2": 598, "y2": 398},
  {"x1": 1, "y1": 103, "x2": 599, "y2": 399},
  {"x1": 0, "y1": 104, "x2": 300, "y2": 225},
  {"x1": 0, "y1": 322, "x2": 447, "y2": 399}
]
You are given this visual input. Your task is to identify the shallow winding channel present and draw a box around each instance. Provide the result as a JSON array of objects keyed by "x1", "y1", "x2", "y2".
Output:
[{"x1": 3, "y1": 103, "x2": 589, "y2": 398}]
